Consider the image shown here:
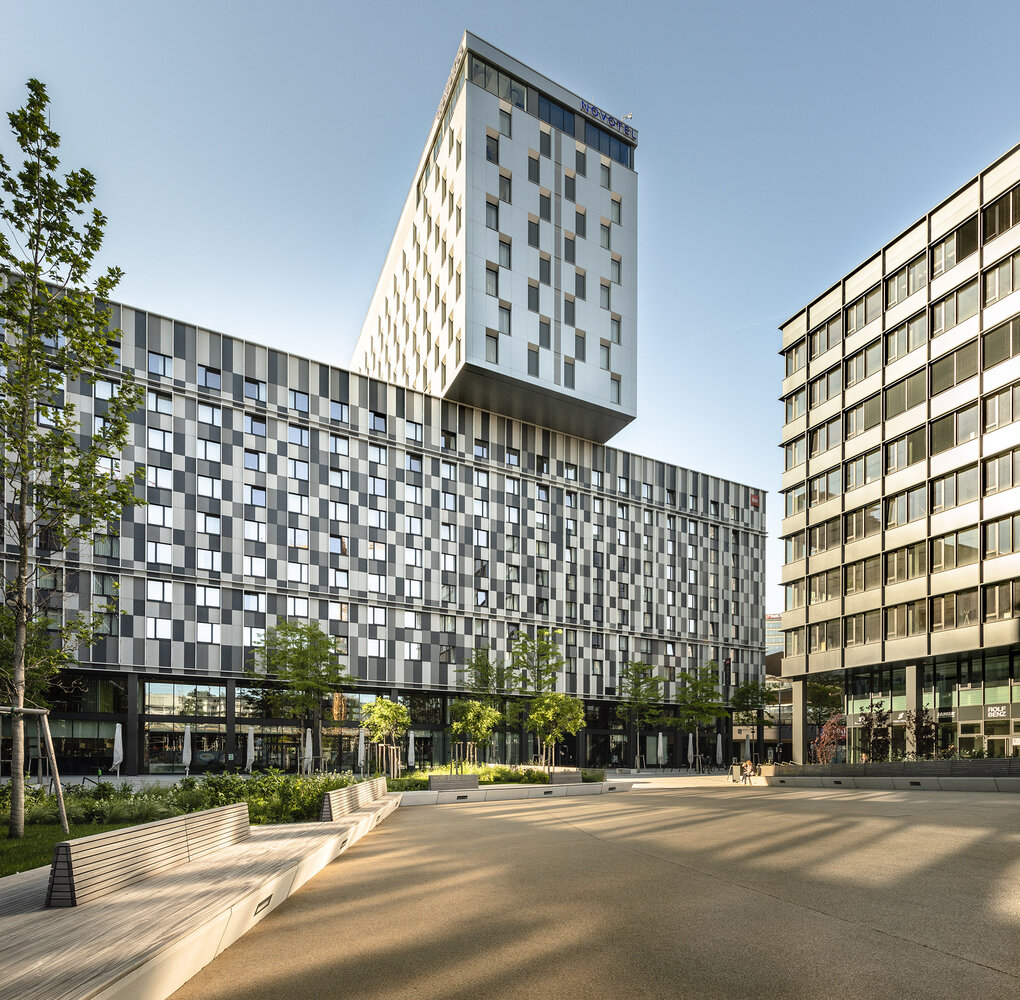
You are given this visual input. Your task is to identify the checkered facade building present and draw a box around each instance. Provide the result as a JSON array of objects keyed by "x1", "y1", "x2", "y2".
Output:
[{"x1": 70, "y1": 304, "x2": 765, "y2": 702}]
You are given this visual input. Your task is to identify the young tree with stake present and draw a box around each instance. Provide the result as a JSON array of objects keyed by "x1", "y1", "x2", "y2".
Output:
[{"x1": 1, "y1": 80, "x2": 144, "y2": 839}]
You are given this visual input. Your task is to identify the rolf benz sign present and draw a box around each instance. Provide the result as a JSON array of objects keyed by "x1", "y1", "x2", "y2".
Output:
[{"x1": 579, "y1": 100, "x2": 638, "y2": 142}]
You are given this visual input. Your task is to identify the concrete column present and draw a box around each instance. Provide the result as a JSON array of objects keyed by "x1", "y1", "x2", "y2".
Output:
[
  {"x1": 904, "y1": 664, "x2": 920, "y2": 756},
  {"x1": 126, "y1": 674, "x2": 139, "y2": 776},
  {"x1": 225, "y1": 677, "x2": 236, "y2": 771},
  {"x1": 791, "y1": 677, "x2": 808, "y2": 764},
  {"x1": 905, "y1": 664, "x2": 920, "y2": 714}
]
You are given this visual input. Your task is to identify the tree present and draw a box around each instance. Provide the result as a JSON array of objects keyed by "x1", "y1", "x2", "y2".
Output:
[
  {"x1": 616, "y1": 661, "x2": 666, "y2": 767},
  {"x1": 675, "y1": 663, "x2": 727, "y2": 764},
  {"x1": 448, "y1": 698, "x2": 502, "y2": 766},
  {"x1": 730, "y1": 678, "x2": 776, "y2": 756},
  {"x1": 904, "y1": 706, "x2": 936, "y2": 760},
  {"x1": 730, "y1": 679, "x2": 774, "y2": 727},
  {"x1": 1, "y1": 80, "x2": 144, "y2": 838},
  {"x1": 0, "y1": 606, "x2": 71, "y2": 707},
  {"x1": 806, "y1": 672, "x2": 844, "y2": 726},
  {"x1": 811, "y1": 712, "x2": 846, "y2": 764},
  {"x1": 857, "y1": 699, "x2": 891, "y2": 762},
  {"x1": 457, "y1": 645, "x2": 512, "y2": 707},
  {"x1": 507, "y1": 627, "x2": 567, "y2": 764},
  {"x1": 360, "y1": 697, "x2": 411, "y2": 777},
  {"x1": 523, "y1": 692, "x2": 585, "y2": 769},
  {"x1": 250, "y1": 620, "x2": 353, "y2": 766},
  {"x1": 508, "y1": 627, "x2": 563, "y2": 696}
]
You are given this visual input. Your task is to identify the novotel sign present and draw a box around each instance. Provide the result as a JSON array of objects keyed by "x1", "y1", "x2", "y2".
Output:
[{"x1": 579, "y1": 100, "x2": 638, "y2": 142}]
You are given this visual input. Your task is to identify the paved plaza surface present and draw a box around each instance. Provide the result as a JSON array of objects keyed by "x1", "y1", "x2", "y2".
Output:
[{"x1": 171, "y1": 777, "x2": 1019, "y2": 1000}]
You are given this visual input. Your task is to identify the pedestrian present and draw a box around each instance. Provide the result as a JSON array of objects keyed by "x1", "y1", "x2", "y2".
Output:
[{"x1": 740, "y1": 759, "x2": 751, "y2": 785}]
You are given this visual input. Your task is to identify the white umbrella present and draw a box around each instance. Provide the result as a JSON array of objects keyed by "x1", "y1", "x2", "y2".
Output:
[
  {"x1": 744, "y1": 733, "x2": 751, "y2": 761},
  {"x1": 182, "y1": 723, "x2": 192, "y2": 776},
  {"x1": 407, "y1": 729, "x2": 415, "y2": 769},
  {"x1": 716, "y1": 733, "x2": 723, "y2": 766},
  {"x1": 112, "y1": 723, "x2": 124, "y2": 778},
  {"x1": 303, "y1": 728, "x2": 313, "y2": 775},
  {"x1": 245, "y1": 726, "x2": 256, "y2": 773},
  {"x1": 656, "y1": 731, "x2": 664, "y2": 767},
  {"x1": 687, "y1": 732, "x2": 694, "y2": 768},
  {"x1": 357, "y1": 728, "x2": 366, "y2": 770}
]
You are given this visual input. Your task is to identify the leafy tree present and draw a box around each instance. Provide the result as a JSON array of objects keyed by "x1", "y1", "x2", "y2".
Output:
[
  {"x1": 811, "y1": 712, "x2": 846, "y2": 764},
  {"x1": 457, "y1": 645, "x2": 512, "y2": 707},
  {"x1": 730, "y1": 679, "x2": 774, "y2": 726},
  {"x1": 508, "y1": 627, "x2": 563, "y2": 696},
  {"x1": 615, "y1": 661, "x2": 666, "y2": 730},
  {"x1": 524, "y1": 691, "x2": 585, "y2": 769},
  {"x1": 806, "y1": 672, "x2": 845, "y2": 726},
  {"x1": 857, "y1": 699, "x2": 892, "y2": 762},
  {"x1": 0, "y1": 606, "x2": 71, "y2": 707},
  {"x1": 1, "y1": 80, "x2": 144, "y2": 838},
  {"x1": 904, "y1": 706, "x2": 936, "y2": 760},
  {"x1": 449, "y1": 698, "x2": 502, "y2": 766},
  {"x1": 250, "y1": 620, "x2": 353, "y2": 763},
  {"x1": 360, "y1": 696, "x2": 411, "y2": 777},
  {"x1": 675, "y1": 662, "x2": 727, "y2": 763}
]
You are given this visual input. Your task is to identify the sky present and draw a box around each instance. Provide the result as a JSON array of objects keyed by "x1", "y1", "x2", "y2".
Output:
[{"x1": 6, "y1": 0, "x2": 1020, "y2": 612}]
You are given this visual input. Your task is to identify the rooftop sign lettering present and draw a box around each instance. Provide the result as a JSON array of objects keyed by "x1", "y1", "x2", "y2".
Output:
[{"x1": 579, "y1": 100, "x2": 637, "y2": 141}]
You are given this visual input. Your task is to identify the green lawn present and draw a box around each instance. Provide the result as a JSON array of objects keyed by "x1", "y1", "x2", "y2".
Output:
[{"x1": 1, "y1": 823, "x2": 134, "y2": 878}]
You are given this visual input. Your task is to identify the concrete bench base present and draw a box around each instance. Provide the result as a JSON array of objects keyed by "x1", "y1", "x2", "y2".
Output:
[
  {"x1": 400, "y1": 781, "x2": 631, "y2": 806},
  {"x1": 764, "y1": 775, "x2": 1020, "y2": 793}
]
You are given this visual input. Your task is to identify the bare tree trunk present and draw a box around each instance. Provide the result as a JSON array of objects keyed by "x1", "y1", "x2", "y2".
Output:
[{"x1": 9, "y1": 546, "x2": 29, "y2": 839}]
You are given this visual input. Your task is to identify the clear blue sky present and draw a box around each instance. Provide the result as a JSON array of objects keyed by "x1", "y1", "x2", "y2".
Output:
[{"x1": 6, "y1": 1, "x2": 1020, "y2": 612}]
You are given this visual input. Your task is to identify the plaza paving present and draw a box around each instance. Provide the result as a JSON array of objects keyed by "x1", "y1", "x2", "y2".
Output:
[{"x1": 170, "y1": 776, "x2": 1019, "y2": 999}]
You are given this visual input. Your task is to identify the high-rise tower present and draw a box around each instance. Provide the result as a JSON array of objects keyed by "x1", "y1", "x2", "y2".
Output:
[{"x1": 351, "y1": 32, "x2": 638, "y2": 442}]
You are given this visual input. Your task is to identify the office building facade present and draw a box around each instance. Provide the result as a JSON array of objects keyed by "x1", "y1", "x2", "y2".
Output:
[
  {"x1": 780, "y1": 143, "x2": 1020, "y2": 761},
  {"x1": 3, "y1": 34, "x2": 766, "y2": 776}
]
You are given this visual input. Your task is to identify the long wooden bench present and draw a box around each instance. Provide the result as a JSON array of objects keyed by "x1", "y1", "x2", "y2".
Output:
[
  {"x1": 548, "y1": 769, "x2": 583, "y2": 784},
  {"x1": 45, "y1": 802, "x2": 250, "y2": 908},
  {"x1": 427, "y1": 773, "x2": 480, "y2": 791},
  {"x1": 320, "y1": 776, "x2": 399, "y2": 822}
]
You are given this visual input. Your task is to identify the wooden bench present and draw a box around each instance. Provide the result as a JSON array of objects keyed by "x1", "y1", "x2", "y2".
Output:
[
  {"x1": 427, "y1": 773, "x2": 480, "y2": 791},
  {"x1": 549, "y1": 769, "x2": 583, "y2": 784},
  {"x1": 45, "y1": 802, "x2": 250, "y2": 908},
  {"x1": 320, "y1": 776, "x2": 395, "y2": 821}
]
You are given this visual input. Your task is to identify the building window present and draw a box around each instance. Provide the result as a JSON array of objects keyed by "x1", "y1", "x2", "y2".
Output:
[
  {"x1": 539, "y1": 193, "x2": 551, "y2": 221},
  {"x1": 148, "y1": 352, "x2": 173, "y2": 378},
  {"x1": 528, "y1": 282, "x2": 539, "y2": 312},
  {"x1": 528, "y1": 347, "x2": 539, "y2": 376},
  {"x1": 486, "y1": 266, "x2": 498, "y2": 296},
  {"x1": 564, "y1": 235, "x2": 575, "y2": 263},
  {"x1": 601, "y1": 162, "x2": 611, "y2": 189},
  {"x1": 486, "y1": 333, "x2": 499, "y2": 364},
  {"x1": 885, "y1": 255, "x2": 927, "y2": 308},
  {"x1": 197, "y1": 365, "x2": 220, "y2": 390},
  {"x1": 499, "y1": 109, "x2": 511, "y2": 137},
  {"x1": 931, "y1": 278, "x2": 979, "y2": 337},
  {"x1": 575, "y1": 210, "x2": 586, "y2": 238},
  {"x1": 600, "y1": 282, "x2": 611, "y2": 309},
  {"x1": 243, "y1": 377, "x2": 266, "y2": 402},
  {"x1": 564, "y1": 359, "x2": 575, "y2": 388},
  {"x1": 499, "y1": 174, "x2": 511, "y2": 204},
  {"x1": 932, "y1": 216, "x2": 978, "y2": 277},
  {"x1": 611, "y1": 376, "x2": 621, "y2": 405},
  {"x1": 845, "y1": 288, "x2": 880, "y2": 336},
  {"x1": 499, "y1": 239, "x2": 511, "y2": 269},
  {"x1": 885, "y1": 313, "x2": 926, "y2": 363},
  {"x1": 486, "y1": 200, "x2": 498, "y2": 230},
  {"x1": 288, "y1": 390, "x2": 309, "y2": 412},
  {"x1": 600, "y1": 224, "x2": 611, "y2": 250},
  {"x1": 528, "y1": 155, "x2": 539, "y2": 183},
  {"x1": 565, "y1": 174, "x2": 575, "y2": 201},
  {"x1": 486, "y1": 134, "x2": 498, "y2": 163}
]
